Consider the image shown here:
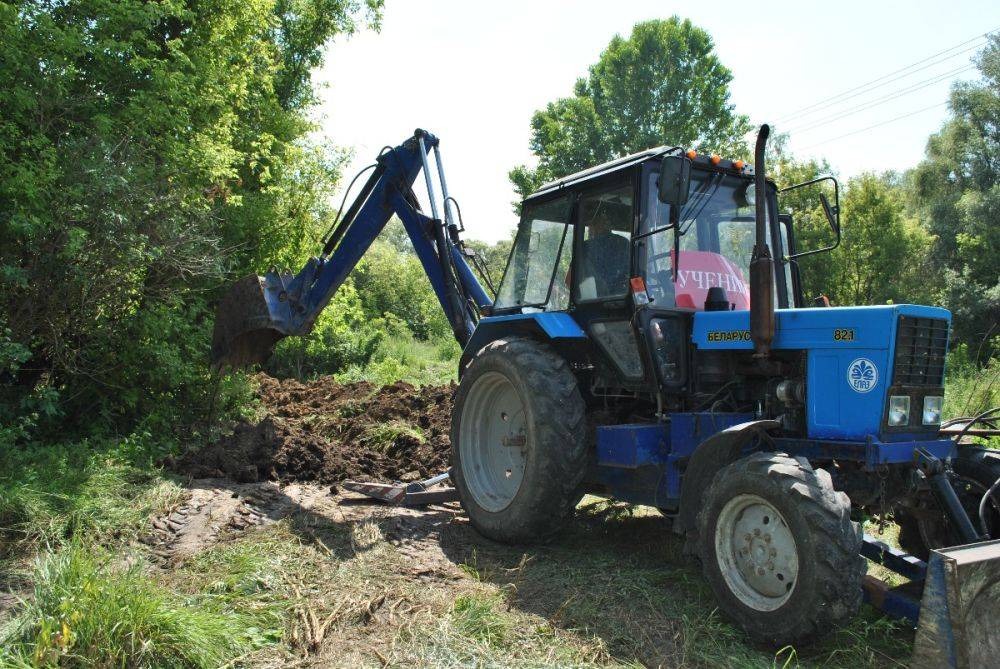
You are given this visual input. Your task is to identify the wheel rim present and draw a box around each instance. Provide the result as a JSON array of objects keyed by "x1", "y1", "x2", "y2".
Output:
[
  {"x1": 715, "y1": 494, "x2": 799, "y2": 611},
  {"x1": 459, "y1": 371, "x2": 528, "y2": 512}
]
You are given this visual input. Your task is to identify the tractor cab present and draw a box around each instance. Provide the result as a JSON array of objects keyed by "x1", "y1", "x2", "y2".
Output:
[{"x1": 489, "y1": 146, "x2": 815, "y2": 400}]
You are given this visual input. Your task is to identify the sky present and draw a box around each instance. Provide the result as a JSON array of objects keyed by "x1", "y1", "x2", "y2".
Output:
[{"x1": 314, "y1": 0, "x2": 1000, "y2": 243}]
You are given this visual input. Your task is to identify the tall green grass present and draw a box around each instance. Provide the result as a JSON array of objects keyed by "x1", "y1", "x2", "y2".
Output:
[
  {"x1": 0, "y1": 439, "x2": 181, "y2": 550},
  {"x1": 0, "y1": 543, "x2": 271, "y2": 668},
  {"x1": 944, "y1": 343, "x2": 999, "y2": 418},
  {"x1": 944, "y1": 344, "x2": 999, "y2": 447}
]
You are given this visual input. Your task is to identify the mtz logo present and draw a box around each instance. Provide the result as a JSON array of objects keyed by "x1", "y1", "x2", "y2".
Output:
[{"x1": 847, "y1": 358, "x2": 878, "y2": 393}]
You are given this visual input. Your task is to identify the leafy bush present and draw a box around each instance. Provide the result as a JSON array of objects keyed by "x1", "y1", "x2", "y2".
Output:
[
  {"x1": 268, "y1": 279, "x2": 383, "y2": 378},
  {"x1": 353, "y1": 240, "x2": 454, "y2": 341},
  {"x1": 336, "y1": 317, "x2": 460, "y2": 387},
  {"x1": 0, "y1": 0, "x2": 380, "y2": 442}
]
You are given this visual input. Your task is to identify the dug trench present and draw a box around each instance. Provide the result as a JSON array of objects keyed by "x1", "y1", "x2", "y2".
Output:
[{"x1": 147, "y1": 374, "x2": 912, "y2": 667}]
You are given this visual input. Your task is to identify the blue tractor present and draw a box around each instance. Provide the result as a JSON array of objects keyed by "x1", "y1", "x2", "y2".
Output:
[{"x1": 212, "y1": 127, "x2": 999, "y2": 663}]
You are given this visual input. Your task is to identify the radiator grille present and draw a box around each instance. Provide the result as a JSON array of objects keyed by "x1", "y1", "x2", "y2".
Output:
[{"x1": 892, "y1": 316, "x2": 948, "y2": 386}]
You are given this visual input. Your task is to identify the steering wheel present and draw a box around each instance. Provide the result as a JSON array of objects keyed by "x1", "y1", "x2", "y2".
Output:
[{"x1": 645, "y1": 269, "x2": 675, "y2": 304}]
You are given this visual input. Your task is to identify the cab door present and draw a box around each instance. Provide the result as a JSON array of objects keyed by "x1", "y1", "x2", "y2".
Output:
[
  {"x1": 568, "y1": 172, "x2": 649, "y2": 389},
  {"x1": 633, "y1": 161, "x2": 694, "y2": 394}
]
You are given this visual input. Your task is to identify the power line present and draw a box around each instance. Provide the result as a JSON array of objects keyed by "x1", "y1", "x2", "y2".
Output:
[
  {"x1": 775, "y1": 27, "x2": 997, "y2": 123},
  {"x1": 786, "y1": 64, "x2": 975, "y2": 134},
  {"x1": 781, "y1": 48, "x2": 982, "y2": 127},
  {"x1": 798, "y1": 100, "x2": 949, "y2": 151}
]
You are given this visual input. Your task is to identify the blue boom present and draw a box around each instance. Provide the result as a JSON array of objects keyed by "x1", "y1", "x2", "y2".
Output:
[{"x1": 211, "y1": 130, "x2": 491, "y2": 369}]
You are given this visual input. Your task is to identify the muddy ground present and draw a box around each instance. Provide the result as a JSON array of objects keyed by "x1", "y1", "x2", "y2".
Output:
[{"x1": 174, "y1": 375, "x2": 454, "y2": 485}]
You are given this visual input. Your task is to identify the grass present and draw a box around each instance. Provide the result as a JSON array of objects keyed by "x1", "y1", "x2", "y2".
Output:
[
  {"x1": 0, "y1": 473, "x2": 920, "y2": 669},
  {"x1": 944, "y1": 346, "x2": 999, "y2": 447},
  {"x1": 450, "y1": 592, "x2": 514, "y2": 647},
  {"x1": 0, "y1": 439, "x2": 182, "y2": 554},
  {"x1": 336, "y1": 330, "x2": 459, "y2": 387},
  {"x1": 0, "y1": 543, "x2": 271, "y2": 668},
  {"x1": 361, "y1": 420, "x2": 427, "y2": 451},
  {"x1": 445, "y1": 499, "x2": 914, "y2": 669}
]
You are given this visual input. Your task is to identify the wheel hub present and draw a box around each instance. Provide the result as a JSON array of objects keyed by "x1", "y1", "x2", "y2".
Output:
[
  {"x1": 716, "y1": 494, "x2": 799, "y2": 610},
  {"x1": 458, "y1": 372, "x2": 528, "y2": 512}
]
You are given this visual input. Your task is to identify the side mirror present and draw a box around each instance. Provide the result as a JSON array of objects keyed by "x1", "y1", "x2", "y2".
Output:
[
  {"x1": 779, "y1": 175, "x2": 842, "y2": 260},
  {"x1": 658, "y1": 154, "x2": 691, "y2": 206}
]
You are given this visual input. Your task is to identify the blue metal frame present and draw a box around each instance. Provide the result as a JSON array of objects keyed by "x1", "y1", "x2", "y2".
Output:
[
  {"x1": 591, "y1": 413, "x2": 754, "y2": 509},
  {"x1": 255, "y1": 131, "x2": 490, "y2": 341},
  {"x1": 692, "y1": 304, "x2": 951, "y2": 443},
  {"x1": 770, "y1": 436, "x2": 955, "y2": 469}
]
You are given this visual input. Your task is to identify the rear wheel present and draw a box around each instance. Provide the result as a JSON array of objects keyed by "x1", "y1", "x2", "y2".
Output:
[
  {"x1": 697, "y1": 452, "x2": 865, "y2": 646},
  {"x1": 897, "y1": 447, "x2": 1000, "y2": 559},
  {"x1": 451, "y1": 338, "x2": 587, "y2": 543}
]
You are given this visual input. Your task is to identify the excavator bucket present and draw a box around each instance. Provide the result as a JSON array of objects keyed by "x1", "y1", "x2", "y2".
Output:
[
  {"x1": 211, "y1": 274, "x2": 286, "y2": 370},
  {"x1": 911, "y1": 539, "x2": 1000, "y2": 669}
]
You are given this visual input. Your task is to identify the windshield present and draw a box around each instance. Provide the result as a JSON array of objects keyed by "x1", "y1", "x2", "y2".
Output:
[
  {"x1": 495, "y1": 195, "x2": 573, "y2": 310},
  {"x1": 642, "y1": 170, "x2": 791, "y2": 310}
]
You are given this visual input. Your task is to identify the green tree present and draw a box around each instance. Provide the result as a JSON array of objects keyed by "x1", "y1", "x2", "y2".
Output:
[
  {"x1": 0, "y1": 0, "x2": 381, "y2": 437},
  {"x1": 829, "y1": 173, "x2": 933, "y2": 307},
  {"x1": 909, "y1": 35, "x2": 1000, "y2": 349},
  {"x1": 509, "y1": 17, "x2": 752, "y2": 205}
]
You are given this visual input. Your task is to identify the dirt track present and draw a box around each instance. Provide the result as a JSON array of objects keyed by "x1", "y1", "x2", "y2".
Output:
[{"x1": 175, "y1": 375, "x2": 454, "y2": 485}]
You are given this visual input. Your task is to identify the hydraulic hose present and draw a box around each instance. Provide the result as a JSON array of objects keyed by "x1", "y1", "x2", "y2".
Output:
[{"x1": 979, "y1": 475, "x2": 1000, "y2": 538}]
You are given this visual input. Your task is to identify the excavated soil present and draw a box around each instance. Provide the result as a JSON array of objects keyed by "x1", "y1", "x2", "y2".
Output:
[{"x1": 173, "y1": 375, "x2": 454, "y2": 485}]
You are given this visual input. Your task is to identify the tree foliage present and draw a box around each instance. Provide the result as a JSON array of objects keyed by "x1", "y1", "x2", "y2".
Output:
[
  {"x1": 0, "y1": 0, "x2": 381, "y2": 438},
  {"x1": 909, "y1": 35, "x2": 1000, "y2": 349},
  {"x1": 509, "y1": 17, "x2": 752, "y2": 204},
  {"x1": 828, "y1": 173, "x2": 933, "y2": 306}
]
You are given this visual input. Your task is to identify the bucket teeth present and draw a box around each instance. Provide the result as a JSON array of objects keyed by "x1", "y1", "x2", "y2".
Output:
[{"x1": 211, "y1": 275, "x2": 285, "y2": 370}]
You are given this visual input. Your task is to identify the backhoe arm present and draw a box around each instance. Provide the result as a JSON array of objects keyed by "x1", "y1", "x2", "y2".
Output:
[{"x1": 211, "y1": 130, "x2": 492, "y2": 369}]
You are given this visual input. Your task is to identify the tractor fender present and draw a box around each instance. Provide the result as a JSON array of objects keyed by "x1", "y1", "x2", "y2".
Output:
[
  {"x1": 674, "y1": 419, "x2": 780, "y2": 537},
  {"x1": 460, "y1": 312, "x2": 586, "y2": 374}
]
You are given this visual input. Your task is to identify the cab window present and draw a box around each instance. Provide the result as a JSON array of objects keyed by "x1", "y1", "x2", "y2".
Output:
[
  {"x1": 495, "y1": 195, "x2": 573, "y2": 310},
  {"x1": 576, "y1": 184, "x2": 633, "y2": 301},
  {"x1": 642, "y1": 171, "x2": 783, "y2": 310}
]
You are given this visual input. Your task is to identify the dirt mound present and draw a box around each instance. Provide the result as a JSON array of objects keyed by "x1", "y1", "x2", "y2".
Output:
[{"x1": 175, "y1": 375, "x2": 454, "y2": 484}]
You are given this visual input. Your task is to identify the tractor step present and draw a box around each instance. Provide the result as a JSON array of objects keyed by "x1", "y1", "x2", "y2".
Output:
[{"x1": 342, "y1": 471, "x2": 458, "y2": 506}]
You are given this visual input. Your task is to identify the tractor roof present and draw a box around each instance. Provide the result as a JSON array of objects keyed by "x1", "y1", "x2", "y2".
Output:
[
  {"x1": 526, "y1": 145, "x2": 679, "y2": 201},
  {"x1": 524, "y1": 146, "x2": 767, "y2": 204}
]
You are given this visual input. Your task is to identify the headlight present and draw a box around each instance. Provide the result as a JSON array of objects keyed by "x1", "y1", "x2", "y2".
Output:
[
  {"x1": 888, "y1": 395, "x2": 910, "y2": 426},
  {"x1": 923, "y1": 396, "x2": 943, "y2": 425}
]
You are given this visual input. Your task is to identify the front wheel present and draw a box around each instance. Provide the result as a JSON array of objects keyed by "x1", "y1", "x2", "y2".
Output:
[
  {"x1": 697, "y1": 452, "x2": 865, "y2": 646},
  {"x1": 451, "y1": 338, "x2": 587, "y2": 544}
]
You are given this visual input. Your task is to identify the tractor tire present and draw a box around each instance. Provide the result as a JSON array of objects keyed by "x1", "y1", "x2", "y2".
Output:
[
  {"x1": 451, "y1": 337, "x2": 587, "y2": 544},
  {"x1": 697, "y1": 452, "x2": 865, "y2": 646},
  {"x1": 897, "y1": 447, "x2": 1000, "y2": 559}
]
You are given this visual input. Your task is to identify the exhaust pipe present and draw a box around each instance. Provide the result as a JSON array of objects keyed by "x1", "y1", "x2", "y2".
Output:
[{"x1": 749, "y1": 124, "x2": 775, "y2": 358}]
